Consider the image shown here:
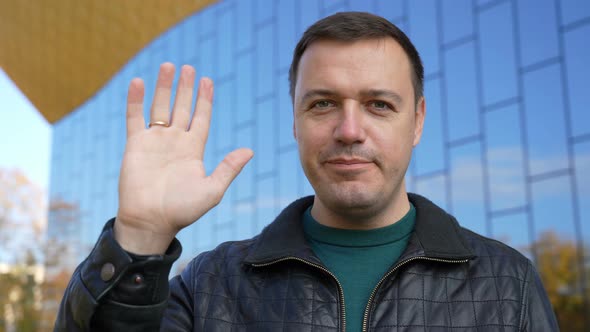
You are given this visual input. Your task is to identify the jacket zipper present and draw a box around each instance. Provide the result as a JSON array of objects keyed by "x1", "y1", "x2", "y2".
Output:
[
  {"x1": 251, "y1": 257, "x2": 347, "y2": 332},
  {"x1": 361, "y1": 256, "x2": 469, "y2": 332}
]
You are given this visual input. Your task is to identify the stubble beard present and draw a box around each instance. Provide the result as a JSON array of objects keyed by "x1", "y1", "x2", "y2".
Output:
[{"x1": 311, "y1": 165, "x2": 406, "y2": 225}]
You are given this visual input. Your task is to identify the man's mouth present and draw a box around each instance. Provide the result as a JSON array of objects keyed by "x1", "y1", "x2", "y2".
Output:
[
  {"x1": 326, "y1": 158, "x2": 371, "y2": 165},
  {"x1": 325, "y1": 158, "x2": 373, "y2": 171}
]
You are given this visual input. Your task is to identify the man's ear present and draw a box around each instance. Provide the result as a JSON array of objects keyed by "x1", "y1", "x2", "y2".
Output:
[
  {"x1": 413, "y1": 97, "x2": 425, "y2": 147},
  {"x1": 293, "y1": 120, "x2": 298, "y2": 141}
]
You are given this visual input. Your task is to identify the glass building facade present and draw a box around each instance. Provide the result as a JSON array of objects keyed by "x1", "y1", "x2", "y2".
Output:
[{"x1": 49, "y1": 0, "x2": 589, "y2": 324}]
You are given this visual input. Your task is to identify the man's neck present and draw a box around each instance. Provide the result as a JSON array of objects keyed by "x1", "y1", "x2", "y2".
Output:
[{"x1": 310, "y1": 190, "x2": 411, "y2": 230}]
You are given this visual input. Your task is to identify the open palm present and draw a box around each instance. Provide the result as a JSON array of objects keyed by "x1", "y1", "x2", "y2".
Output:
[{"x1": 114, "y1": 63, "x2": 253, "y2": 254}]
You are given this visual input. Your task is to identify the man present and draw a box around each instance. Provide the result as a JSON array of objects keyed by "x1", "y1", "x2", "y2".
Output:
[{"x1": 56, "y1": 12, "x2": 558, "y2": 331}]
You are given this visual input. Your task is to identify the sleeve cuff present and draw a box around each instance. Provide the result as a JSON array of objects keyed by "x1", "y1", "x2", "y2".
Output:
[{"x1": 79, "y1": 218, "x2": 182, "y2": 305}]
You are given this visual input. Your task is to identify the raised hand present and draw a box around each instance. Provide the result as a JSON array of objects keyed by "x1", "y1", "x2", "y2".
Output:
[{"x1": 114, "y1": 63, "x2": 253, "y2": 254}]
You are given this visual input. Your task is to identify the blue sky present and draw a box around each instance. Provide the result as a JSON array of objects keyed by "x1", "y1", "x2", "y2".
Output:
[{"x1": 0, "y1": 68, "x2": 51, "y2": 191}]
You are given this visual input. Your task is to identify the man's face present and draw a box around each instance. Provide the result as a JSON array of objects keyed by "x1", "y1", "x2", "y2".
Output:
[{"x1": 293, "y1": 38, "x2": 425, "y2": 223}]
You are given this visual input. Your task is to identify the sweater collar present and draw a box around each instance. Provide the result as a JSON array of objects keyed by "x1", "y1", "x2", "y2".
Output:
[
  {"x1": 244, "y1": 193, "x2": 475, "y2": 265},
  {"x1": 302, "y1": 203, "x2": 415, "y2": 247}
]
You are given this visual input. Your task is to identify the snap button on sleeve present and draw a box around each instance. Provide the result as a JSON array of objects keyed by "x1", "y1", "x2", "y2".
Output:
[
  {"x1": 100, "y1": 263, "x2": 116, "y2": 281},
  {"x1": 133, "y1": 273, "x2": 144, "y2": 284}
]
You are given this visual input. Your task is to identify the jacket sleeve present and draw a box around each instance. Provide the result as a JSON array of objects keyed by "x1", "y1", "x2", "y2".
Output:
[
  {"x1": 519, "y1": 262, "x2": 559, "y2": 331},
  {"x1": 54, "y1": 219, "x2": 182, "y2": 332}
]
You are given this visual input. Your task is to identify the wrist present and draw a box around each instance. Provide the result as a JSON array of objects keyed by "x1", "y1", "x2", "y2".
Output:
[{"x1": 113, "y1": 217, "x2": 176, "y2": 255}]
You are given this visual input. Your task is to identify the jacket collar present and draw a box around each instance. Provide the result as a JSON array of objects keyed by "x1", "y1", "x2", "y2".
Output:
[
  {"x1": 243, "y1": 193, "x2": 475, "y2": 265},
  {"x1": 403, "y1": 193, "x2": 475, "y2": 260}
]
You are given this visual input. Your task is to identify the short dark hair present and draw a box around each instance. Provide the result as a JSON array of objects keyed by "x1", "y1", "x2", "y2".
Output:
[{"x1": 289, "y1": 12, "x2": 424, "y2": 104}]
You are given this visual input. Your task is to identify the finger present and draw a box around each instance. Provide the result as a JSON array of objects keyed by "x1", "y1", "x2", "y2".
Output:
[
  {"x1": 149, "y1": 63, "x2": 175, "y2": 126},
  {"x1": 126, "y1": 78, "x2": 145, "y2": 138},
  {"x1": 170, "y1": 65, "x2": 196, "y2": 130},
  {"x1": 190, "y1": 77, "x2": 214, "y2": 159},
  {"x1": 209, "y1": 148, "x2": 254, "y2": 194}
]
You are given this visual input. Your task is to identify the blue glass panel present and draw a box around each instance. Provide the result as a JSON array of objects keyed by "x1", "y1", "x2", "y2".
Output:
[
  {"x1": 198, "y1": 38, "x2": 215, "y2": 79},
  {"x1": 213, "y1": 79, "x2": 235, "y2": 151},
  {"x1": 277, "y1": 0, "x2": 297, "y2": 71},
  {"x1": 255, "y1": 24, "x2": 275, "y2": 98},
  {"x1": 573, "y1": 141, "x2": 590, "y2": 257},
  {"x1": 408, "y1": 0, "x2": 439, "y2": 76},
  {"x1": 217, "y1": 8, "x2": 235, "y2": 79},
  {"x1": 172, "y1": 226, "x2": 194, "y2": 256},
  {"x1": 215, "y1": 224, "x2": 235, "y2": 245},
  {"x1": 484, "y1": 104, "x2": 527, "y2": 211},
  {"x1": 298, "y1": 0, "x2": 322, "y2": 36},
  {"x1": 478, "y1": 2, "x2": 518, "y2": 106},
  {"x1": 278, "y1": 72, "x2": 294, "y2": 148},
  {"x1": 235, "y1": 125, "x2": 254, "y2": 201},
  {"x1": 517, "y1": 0, "x2": 559, "y2": 67},
  {"x1": 216, "y1": 191, "x2": 233, "y2": 225},
  {"x1": 255, "y1": 176, "x2": 277, "y2": 233},
  {"x1": 414, "y1": 78, "x2": 445, "y2": 175},
  {"x1": 445, "y1": 42, "x2": 480, "y2": 141},
  {"x1": 236, "y1": 0, "x2": 253, "y2": 51},
  {"x1": 415, "y1": 174, "x2": 448, "y2": 211},
  {"x1": 442, "y1": 0, "x2": 473, "y2": 44},
  {"x1": 255, "y1": 0, "x2": 275, "y2": 24},
  {"x1": 375, "y1": 0, "x2": 405, "y2": 23},
  {"x1": 318, "y1": 0, "x2": 346, "y2": 11},
  {"x1": 531, "y1": 176, "x2": 575, "y2": 238},
  {"x1": 324, "y1": 5, "x2": 348, "y2": 16},
  {"x1": 236, "y1": 51, "x2": 255, "y2": 125},
  {"x1": 192, "y1": 205, "x2": 216, "y2": 251},
  {"x1": 197, "y1": 5, "x2": 215, "y2": 37},
  {"x1": 560, "y1": 0, "x2": 590, "y2": 25},
  {"x1": 165, "y1": 24, "x2": 184, "y2": 66},
  {"x1": 523, "y1": 64, "x2": 568, "y2": 175},
  {"x1": 256, "y1": 99, "x2": 276, "y2": 175},
  {"x1": 449, "y1": 142, "x2": 487, "y2": 237},
  {"x1": 347, "y1": 0, "x2": 375, "y2": 13},
  {"x1": 564, "y1": 25, "x2": 590, "y2": 137},
  {"x1": 492, "y1": 212, "x2": 530, "y2": 252},
  {"x1": 181, "y1": 16, "x2": 200, "y2": 62},
  {"x1": 234, "y1": 202, "x2": 255, "y2": 240},
  {"x1": 279, "y1": 149, "x2": 300, "y2": 206}
]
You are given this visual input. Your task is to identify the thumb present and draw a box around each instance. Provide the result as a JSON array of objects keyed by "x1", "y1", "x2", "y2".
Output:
[{"x1": 209, "y1": 148, "x2": 254, "y2": 192}]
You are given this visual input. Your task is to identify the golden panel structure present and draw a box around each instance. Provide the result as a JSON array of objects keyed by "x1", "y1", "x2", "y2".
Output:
[{"x1": 0, "y1": 0, "x2": 218, "y2": 123}]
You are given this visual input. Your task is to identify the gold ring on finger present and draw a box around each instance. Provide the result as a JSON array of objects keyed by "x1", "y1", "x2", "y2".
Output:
[{"x1": 148, "y1": 121, "x2": 170, "y2": 128}]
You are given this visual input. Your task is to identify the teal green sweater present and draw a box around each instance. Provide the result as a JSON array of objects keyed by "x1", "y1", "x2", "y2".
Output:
[{"x1": 302, "y1": 204, "x2": 416, "y2": 332}]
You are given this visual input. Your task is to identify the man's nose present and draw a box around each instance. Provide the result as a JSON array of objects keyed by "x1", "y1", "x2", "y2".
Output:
[{"x1": 333, "y1": 102, "x2": 367, "y2": 145}]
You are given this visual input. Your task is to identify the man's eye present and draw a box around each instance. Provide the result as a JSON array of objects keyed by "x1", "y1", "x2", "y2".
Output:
[
  {"x1": 314, "y1": 100, "x2": 334, "y2": 108},
  {"x1": 371, "y1": 101, "x2": 391, "y2": 110}
]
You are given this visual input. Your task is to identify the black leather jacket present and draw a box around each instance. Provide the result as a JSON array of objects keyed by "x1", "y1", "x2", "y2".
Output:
[{"x1": 55, "y1": 194, "x2": 558, "y2": 331}]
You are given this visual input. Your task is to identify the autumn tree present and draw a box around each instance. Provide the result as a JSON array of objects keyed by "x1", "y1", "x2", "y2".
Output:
[
  {"x1": 528, "y1": 231, "x2": 590, "y2": 331},
  {"x1": 0, "y1": 168, "x2": 80, "y2": 331},
  {"x1": 0, "y1": 168, "x2": 45, "y2": 261},
  {"x1": 0, "y1": 169, "x2": 46, "y2": 332}
]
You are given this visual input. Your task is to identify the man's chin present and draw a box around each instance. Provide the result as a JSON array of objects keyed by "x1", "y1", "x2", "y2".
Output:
[{"x1": 318, "y1": 186, "x2": 381, "y2": 213}]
